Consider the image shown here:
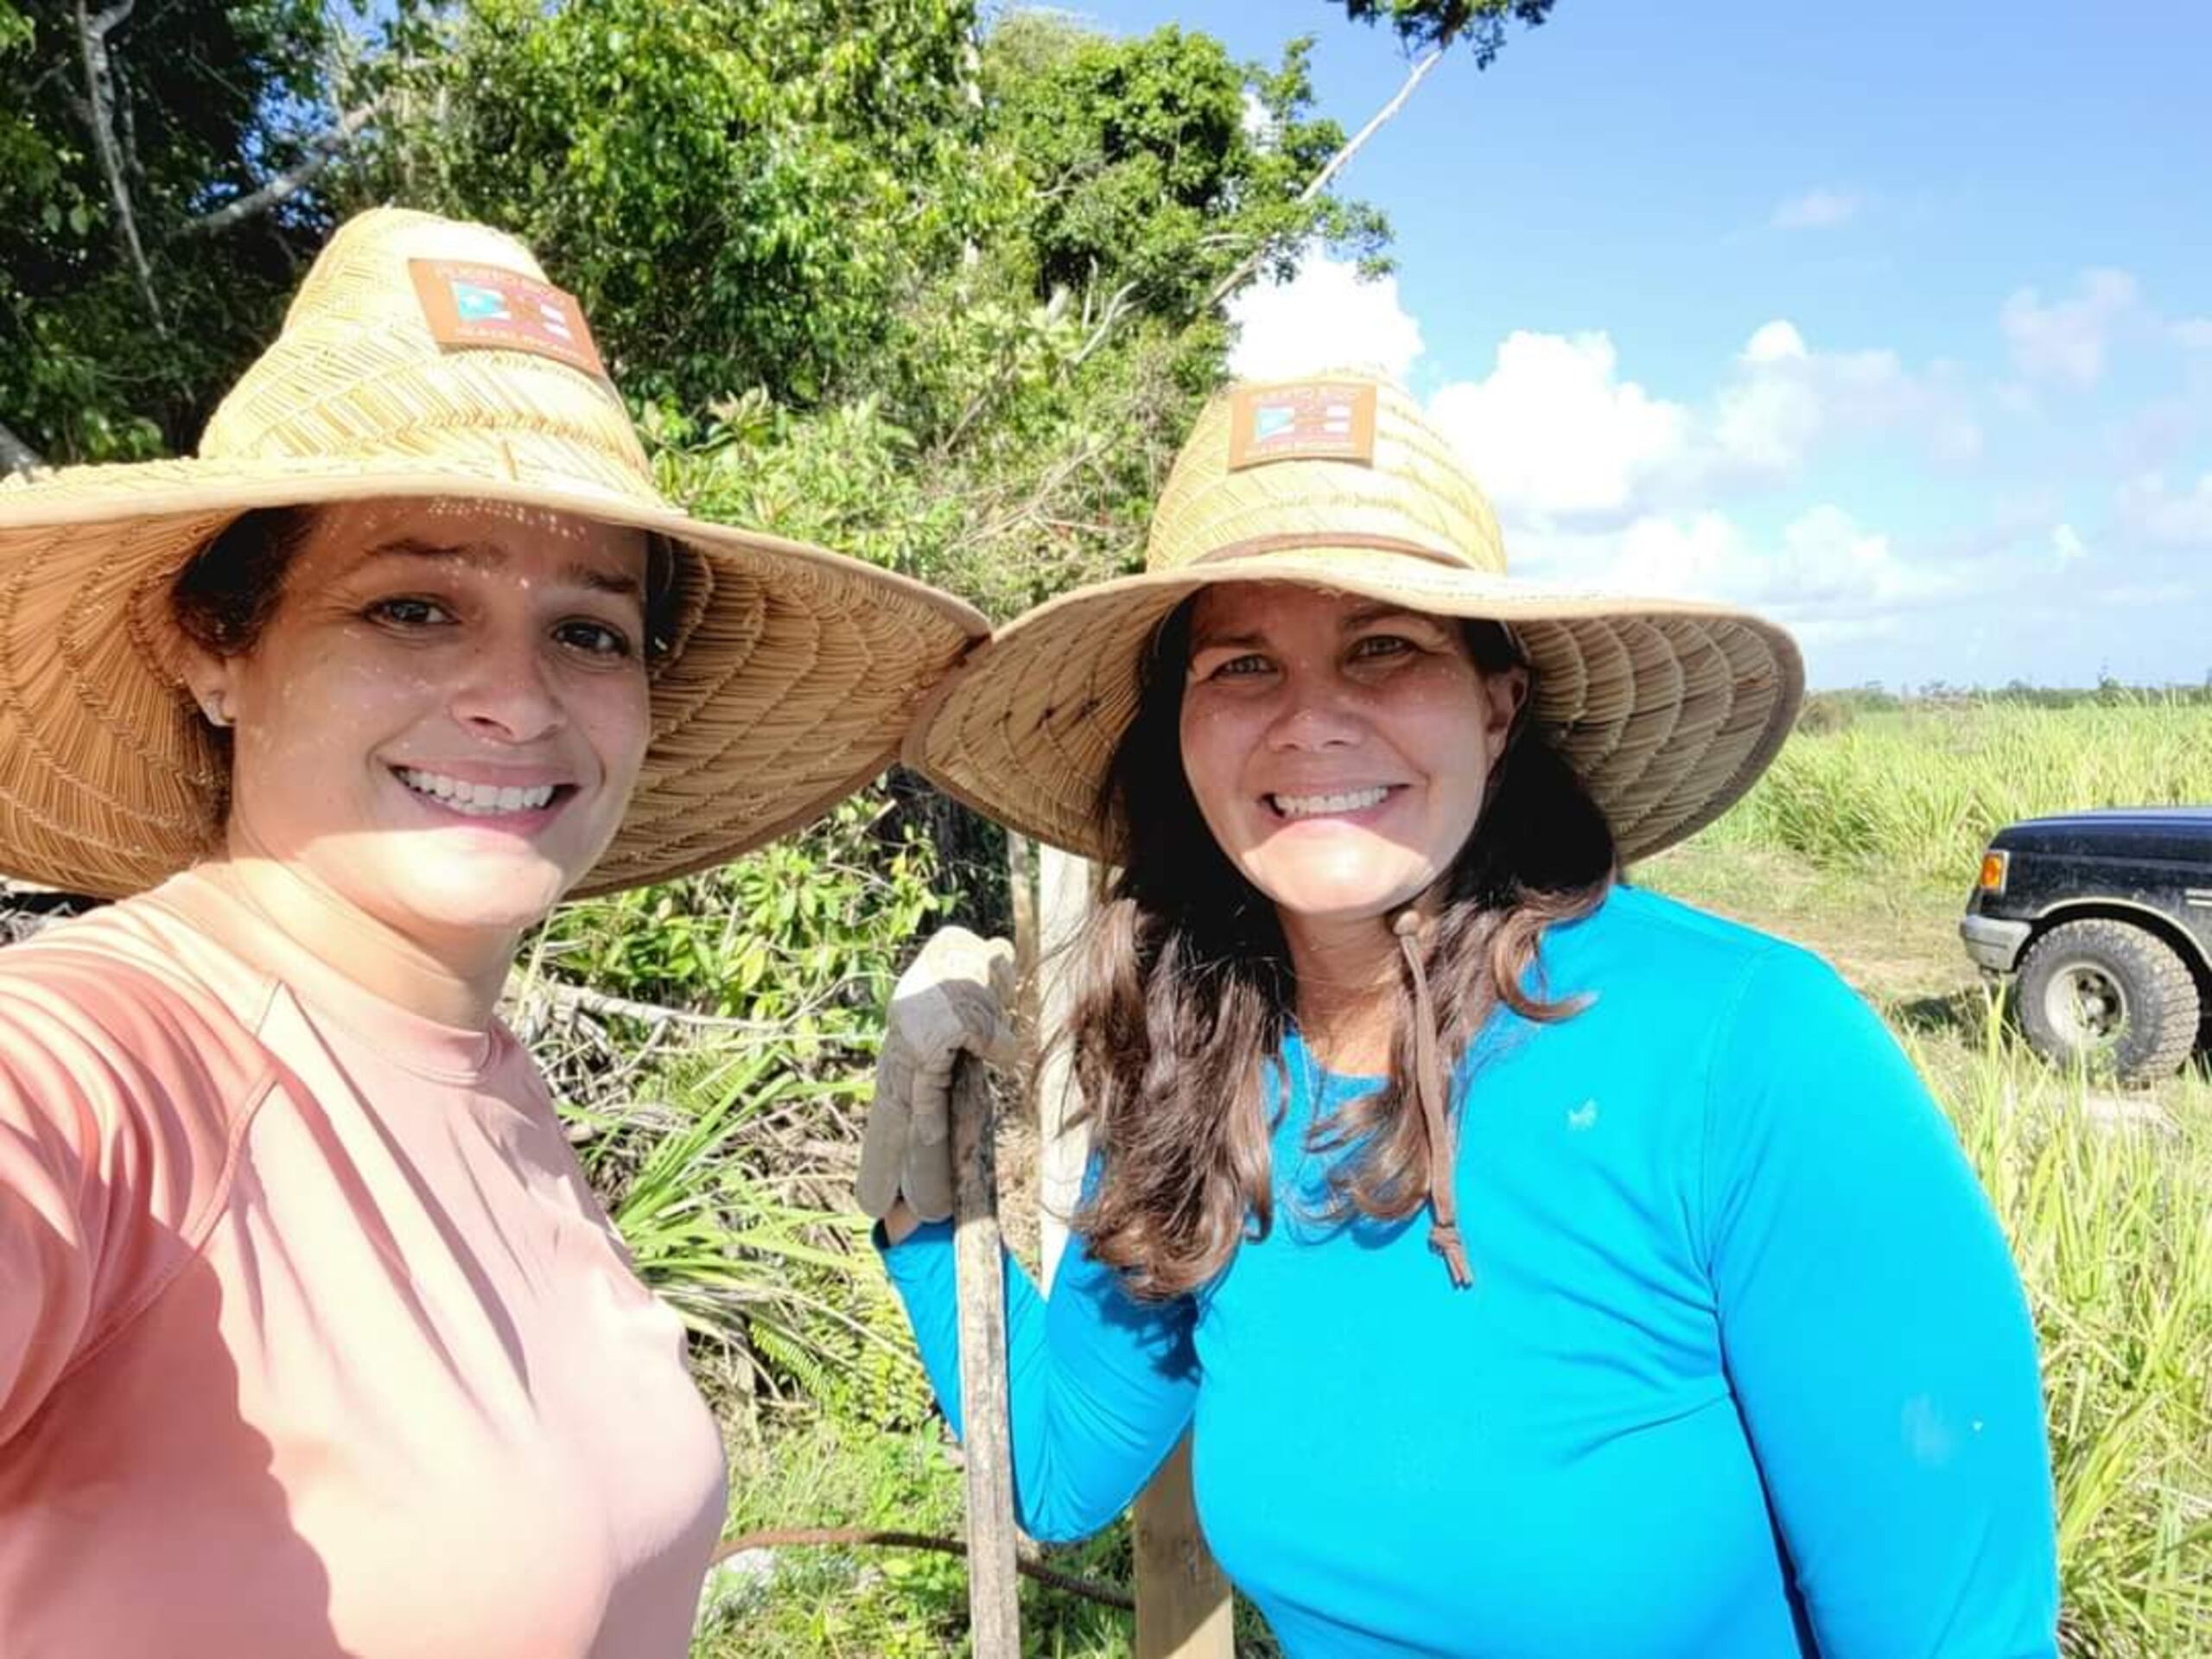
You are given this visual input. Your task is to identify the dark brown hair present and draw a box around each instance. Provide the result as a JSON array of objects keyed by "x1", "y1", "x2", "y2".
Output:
[
  {"x1": 171, "y1": 505, "x2": 687, "y2": 664},
  {"x1": 1065, "y1": 596, "x2": 1617, "y2": 1299}
]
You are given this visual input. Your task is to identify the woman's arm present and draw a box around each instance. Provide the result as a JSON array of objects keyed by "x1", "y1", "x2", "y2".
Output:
[
  {"x1": 878, "y1": 1216, "x2": 1198, "y2": 1543},
  {"x1": 1700, "y1": 945, "x2": 2059, "y2": 1657}
]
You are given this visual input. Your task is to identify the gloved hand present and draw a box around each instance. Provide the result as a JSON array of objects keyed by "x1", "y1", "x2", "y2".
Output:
[{"x1": 857, "y1": 925, "x2": 1020, "y2": 1224}]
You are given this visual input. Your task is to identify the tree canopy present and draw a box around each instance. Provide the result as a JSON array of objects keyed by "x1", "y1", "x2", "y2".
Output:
[
  {"x1": 3, "y1": 0, "x2": 1556, "y2": 620},
  {"x1": 0, "y1": 0, "x2": 384, "y2": 460},
  {"x1": 1340, "y1": 0, "x2": 1555, "y2": 61}
]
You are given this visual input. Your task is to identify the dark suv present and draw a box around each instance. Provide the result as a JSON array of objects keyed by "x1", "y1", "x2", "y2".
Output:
[{"x1": 1961, "y1": 807, "x2": 2212, "y2": 1084}]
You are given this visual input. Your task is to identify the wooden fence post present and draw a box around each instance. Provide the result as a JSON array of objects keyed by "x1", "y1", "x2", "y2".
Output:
[
  {"x1": 951, "y1": 1058, "x2": 1020, "y2": 1657},
  {"x1": 1135, "y1": 1437, "x2": 1233, "y2": 1659}
]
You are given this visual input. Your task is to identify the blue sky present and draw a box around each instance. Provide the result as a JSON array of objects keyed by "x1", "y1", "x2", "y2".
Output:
[{"x1": 1071, "y1": 0, "x2": 2212, "y2": 690}]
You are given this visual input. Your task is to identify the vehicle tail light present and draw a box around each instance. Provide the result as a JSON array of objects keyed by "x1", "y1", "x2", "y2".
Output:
[{"x1": 1977, "y1": 849, "x2": 2009, "y2": 894}]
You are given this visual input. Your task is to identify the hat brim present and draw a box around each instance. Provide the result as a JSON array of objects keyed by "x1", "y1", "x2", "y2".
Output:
[
  {"x1": 0, "y1": 454, "x2": 985, "y2": 899},
  {"x1": 902, "y1": 545, "x2": 1802, "y2": 867}
]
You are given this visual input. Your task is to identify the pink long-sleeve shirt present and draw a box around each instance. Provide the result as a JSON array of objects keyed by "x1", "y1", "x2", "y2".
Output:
[{"x1": 0, "y1": 868, "x2": 728, "y2": 1657}]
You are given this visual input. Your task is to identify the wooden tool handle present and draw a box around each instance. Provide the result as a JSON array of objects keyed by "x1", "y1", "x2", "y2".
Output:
[{"x1": 950, "y1": 1054, "x2": 1021, "y2": 1656}]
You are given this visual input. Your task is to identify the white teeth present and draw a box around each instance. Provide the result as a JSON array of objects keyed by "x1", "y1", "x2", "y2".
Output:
[
  {"x1": 1270, "y1": 786, "x2": 1390, "y2": 819},
  {"x1": 397, "y1": 769, "x2": 556, "y2": 816}
]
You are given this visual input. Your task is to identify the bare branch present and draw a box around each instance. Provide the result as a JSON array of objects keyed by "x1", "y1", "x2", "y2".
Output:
[
  {"x1": 73, "y1": 0, "x2": 165, "y2": 335},
  {"x1": 1063, "y1": 36, "x2": 1458, "y2": 372},
  {"x1": 1197, "y1": 43, "x2": 1449, "y2": 318},
  {"x1": 951, "y1": 430, "x2": 1118, "y2": 556},
  {"x1": 113, "y1": 53, "x2": 143, "y2": 188},
  {"x1": 517, "y1": 979, "x2": 797, "y2": 1035},
  {"x1": 1070, "y1": 281, "x2": 1138, "y2": 368},
  {"x1": 0, "y1": 421, "x2": 47, "y2": 480},
  {"x1": 179, "y1": 98, "x2": 386, "y2": 239}
]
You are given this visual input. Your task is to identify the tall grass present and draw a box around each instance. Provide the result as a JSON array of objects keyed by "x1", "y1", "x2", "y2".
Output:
[
  {"x1": 1926, "y1": 1010, "x2": 2212, "y2": 1656},
  {"x1": 1702, "y1": 701, "x2": 2212, "y2": 884}
]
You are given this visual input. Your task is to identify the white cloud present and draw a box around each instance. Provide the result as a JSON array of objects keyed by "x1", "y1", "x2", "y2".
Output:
[
  {"x1": 1711, "y1": 321, "x2": 1982, "y2": 479},
  {"x1": 1742, "y1": 321, "x2": 1808, "y2": 363},
  {"x1": 2114, "y1": 471, "x2": 2212, "y2": 548},
  {"x1": 1770, "y1": 187, "x2": 1861, "y2": 231},
  {"x1": 1422, "y1": 318, "x2": 1974, "y2": 526},
  {"x1": 2051, "y1": 523, "x2": 2088, "y2": 563},
  {"x1": 1765, "y1": 504, "x2": 1945, "y2": 609},
  {"x1": 2174, "y1": 317, "x2": 2212, "y2": 351},
  {"x1": 1227, "y1": 252, "x2": 1423, "y2": 385},
  {"x1": 1510, "y1": 503, "x2": 1945, "y2": 624},
  {"x1": 1999, "y1": 267, "x2": 2139, "y2": 386},
  {"x1": 1426, "y1": 333, "x2": 1692, "y2": 521}
]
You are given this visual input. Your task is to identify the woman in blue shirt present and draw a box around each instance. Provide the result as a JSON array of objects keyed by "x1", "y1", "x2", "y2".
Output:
[{"x1": 861, "y1": 370, "x2": 2059, "y2": 1656}]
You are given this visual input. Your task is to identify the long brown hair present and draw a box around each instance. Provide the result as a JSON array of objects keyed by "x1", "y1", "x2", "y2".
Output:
[{"x1": 1065, "y1": 596, "x2": 1617, "y2": 1299}]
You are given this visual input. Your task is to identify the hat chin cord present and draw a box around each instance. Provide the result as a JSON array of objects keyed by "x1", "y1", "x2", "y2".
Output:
[{"x1": 1391, "y1": 906, "x2": 1471, "y2": 1288}]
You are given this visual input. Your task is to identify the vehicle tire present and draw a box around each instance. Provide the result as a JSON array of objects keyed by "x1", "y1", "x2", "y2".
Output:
[{"x1": 2014, "y1": 918, "x2": 2202, "y2": 1085}]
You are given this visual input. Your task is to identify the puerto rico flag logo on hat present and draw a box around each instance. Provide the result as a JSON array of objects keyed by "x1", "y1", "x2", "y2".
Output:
[
  {"x1": 1227, "y1": 380, "x2": 1378, "y2": 470},
  {"x1": 449, "y1": 280, "x2": 512, "y2": 322},
  {"x1": 408, "y1": 258, "x2": 607, "y2": 382}
]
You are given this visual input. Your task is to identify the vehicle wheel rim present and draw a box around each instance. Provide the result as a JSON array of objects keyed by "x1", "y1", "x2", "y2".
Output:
[{"x1": 2043, "y1": 961, "x2": 2128, "y2": 1048}]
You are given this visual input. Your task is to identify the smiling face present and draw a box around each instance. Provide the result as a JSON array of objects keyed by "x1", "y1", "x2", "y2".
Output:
[
  {"x1": 1177, "y1": 582, "x2": 1526, "y2": 928},
  {"x1": 184, "y1": 497, "x2": 652, "y2": 957}
]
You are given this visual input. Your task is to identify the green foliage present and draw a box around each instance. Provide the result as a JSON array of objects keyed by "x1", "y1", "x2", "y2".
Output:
[
  {"x1": 0, "y1": 0, "x2": 381, "y2": 459},
  {"x1": 696, "y1": 1421, "x2": 972, "y2": 1656},
  {"x1": 540, "y1": 793, "x2": 941, "y2": 1027},
  {"x1": 1929, "y1": 1015, "x2": 2212, "y2": 1655},
  {"x1": 698, "y1": 1420, "x2": 1284, "y2": 1659},
  {"x1": 522, "y1": 793, "x2": 949, "y2": 1414},
  {"x1": 987, "y1": 19, "x2": 1387, "y2": 314},
  {"x1": 563, "y1": 1039, "x2": 883, "y2": 1399},
  {"x1": 355, "y1": 0, "x2": 992, "y2": 409},
  {"x1": 1336, "y1": 0, "x2": 1557, "y2": 62},
  {"x1": 1704, "y1": 699, "x2": 2212, "y2": 885},
  {"x1": 634, "y1": 331, "x2": 1205, "y2": 621}
]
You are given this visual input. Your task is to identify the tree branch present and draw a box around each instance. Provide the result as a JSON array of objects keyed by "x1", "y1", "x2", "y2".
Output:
[
  {"x1": 517, "y1": 978, "x2": 798, "y2": 1035},
  {"x1": 73, "y1": 0, "x2": 165, "y2": 335},
  {"x1": 1070, "y1": 281, "x2": 1138, "y2": 368},
  {"x1": 0, "y1": 421, "x2": 46, "y2": 479},
  {"x1": 1196, "y1": 41, "x2": 1451, "y2": 318},
  {"x1": 178, "y1": 98, "x2": 386, "y2": 238}
]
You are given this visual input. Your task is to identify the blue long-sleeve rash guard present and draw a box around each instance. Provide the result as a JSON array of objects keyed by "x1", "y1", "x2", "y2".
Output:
[{"x1": 881, "y1": 886, "x2": 2059, "y2": 1656}]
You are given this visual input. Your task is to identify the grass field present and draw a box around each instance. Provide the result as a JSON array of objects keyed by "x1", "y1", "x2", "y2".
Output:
[
  {"x1": 690, "y1": 702, "x2": 2212, "y2": 1657},
  {"x1": 1700, "y1": 698, "x2": 2212, "y2": 887}
]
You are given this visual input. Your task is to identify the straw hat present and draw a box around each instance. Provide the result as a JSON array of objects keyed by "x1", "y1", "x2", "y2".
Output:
[
  {"x1": 0, "y1": 207, "x2": 984, "y2": 899},
  {"x1": 906, "y1": 371, "x2": 1802, "y2": 865}
]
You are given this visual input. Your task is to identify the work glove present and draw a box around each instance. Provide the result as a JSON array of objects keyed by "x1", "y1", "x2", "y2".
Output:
[{"x1": 857, "y1": 925, "x2": 1020, "y2": 1224}]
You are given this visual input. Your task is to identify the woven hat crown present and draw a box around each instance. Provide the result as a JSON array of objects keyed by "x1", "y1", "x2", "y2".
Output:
[
  {"x1": 1144, "y1": 371, "x2": 1506, "y2": 577},
  {"x1": 197, "y1": 208, "x2": 655, "y2": 503}
]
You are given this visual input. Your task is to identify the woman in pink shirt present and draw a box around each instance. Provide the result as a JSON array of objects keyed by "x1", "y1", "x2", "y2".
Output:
[{"x1": 0, "y1": 208, "x2": 982, "y2": 1657}]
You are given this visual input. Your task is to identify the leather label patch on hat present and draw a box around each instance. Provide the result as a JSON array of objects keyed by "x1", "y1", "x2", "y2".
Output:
[
  {"x1": 1225, "y1": 381, "x2": 1378, "y2": 470},
  {"x1": 409, "y1": 259, "x2": 608, "y2": 380}
]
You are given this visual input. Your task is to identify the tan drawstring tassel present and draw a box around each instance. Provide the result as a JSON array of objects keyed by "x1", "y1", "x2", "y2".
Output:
[{"x1": 1393, "y1": 910, "x2": 1472, "y2": 1288}]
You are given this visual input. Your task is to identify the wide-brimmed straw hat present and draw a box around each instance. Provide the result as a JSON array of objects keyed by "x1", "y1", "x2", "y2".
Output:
[
  {"x1": 0, "y1": 207, "x2": 984, "y2": 899},
  {"x1": 906, "y1": 370, "x2": 1802, "y2": 865}
]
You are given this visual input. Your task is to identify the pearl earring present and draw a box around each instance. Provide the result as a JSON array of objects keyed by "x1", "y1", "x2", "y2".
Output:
[{"x1": 202, "y1": 694, "x2": 232, "y2": 728}]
